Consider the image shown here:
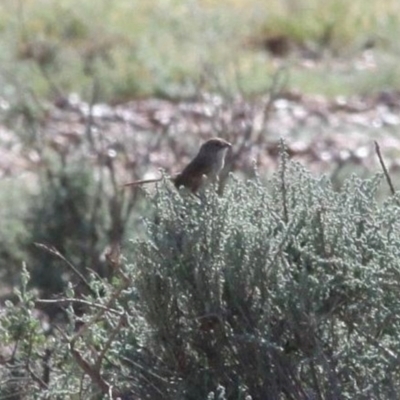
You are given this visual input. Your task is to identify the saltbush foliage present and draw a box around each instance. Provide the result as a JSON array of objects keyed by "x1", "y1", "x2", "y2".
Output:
[
  {"x1": 27, "y1": 161, "x2": 108, "y2": 297},
  {"x1": 2, "y1": 154, "x2": 400, "y2": 399}
]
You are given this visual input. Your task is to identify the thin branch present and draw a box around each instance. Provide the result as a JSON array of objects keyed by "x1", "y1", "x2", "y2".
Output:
[
  {"x1": 374, "y1": 140, "x2": 395, "y2": 196},
  {"x1": 279, "y1": 139, "x2": 289, "y2": 223},
  {"x1": 260, "y1": 67, "x2": 288, "y2": 140},
  {"x1": 55, "y1": 326, "x2": 122, "y2": 398},
  {"x1": 123, "y1": 177, "x2": 163, "y2": 188},
  {"x1": 70, "y1": 345, "x2": 111, "y2": 395},
  {"x1": 41, "y1": 348, "x2": 52, "y2": 388},
  {"x1": 95, "y1": 313, "x2": 127, "y2": 371},
  {"x1": 27, "y1": 364, "x2": 48, "y2": 390},
  {"x1": 35, "y1": 298, "x2": 123, "y2": 316},
  {"x1": 122, "y1": 173, "x2": 178, "y2": 189},
  {"x1": 71, "y1": 274, "x2": 130, "y2": 345},
  {"x1": 25, "y1": 330, "x2": 49, "y2": 390},
  {"x1": 309, "y1": 359, "x2": 324, "y2": 400},
  {"x1": 34, "y1": 243, "x2": 95, "y2": 296},
  {"x1": 84, "y1": 78, "x2": 98, "y2": 151}
]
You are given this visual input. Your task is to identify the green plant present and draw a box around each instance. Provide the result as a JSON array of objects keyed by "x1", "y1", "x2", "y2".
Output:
[
  {"x1": 131, "y1": 158, "x2": 400, "y2": 399},
  {"x1": 3, "y1": 0, "x2": 400, "y2": 102},
  {"x1": 2, "y1": 150, "x2": 400, "y2": 398}
]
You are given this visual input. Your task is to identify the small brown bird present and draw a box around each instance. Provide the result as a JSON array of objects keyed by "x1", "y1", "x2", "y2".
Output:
[{"x1": 124, "y1": 137, "x2": 232, "y2": 193}]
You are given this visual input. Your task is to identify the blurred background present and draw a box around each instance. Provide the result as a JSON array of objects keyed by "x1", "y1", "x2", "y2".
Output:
[{"x1": 0, "y1": 0, "x2": 400, "y2": 295}]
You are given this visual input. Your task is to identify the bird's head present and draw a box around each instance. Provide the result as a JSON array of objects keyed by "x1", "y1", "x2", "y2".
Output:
[
  {"x1": 198, "y1": 138, "x2": 231, "y2": 157},
  {"x1": 196, "y1": 137, "x2": 232, "y2": 174}
]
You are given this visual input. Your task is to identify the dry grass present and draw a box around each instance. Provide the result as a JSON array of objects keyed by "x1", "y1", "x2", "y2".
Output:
[{"x1": 0, "y1": 0, "x2": 400, "y2": 101}]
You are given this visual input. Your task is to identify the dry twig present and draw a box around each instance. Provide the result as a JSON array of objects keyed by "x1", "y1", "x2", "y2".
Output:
[{"x1": 374, "y1": 140, "x2": 395, "y2": 196}]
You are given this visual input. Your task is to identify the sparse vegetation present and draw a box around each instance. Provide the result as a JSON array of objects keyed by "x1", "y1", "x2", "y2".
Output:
[
  {"x1": 3, "y1": 156, "x2": 400, "y2": 398},
  {"x1": 1, "y1": 1, "x2": 400, "y2": 398},
  {"x1": 1, "y1": 0, "x2": 400, "y2": 102}
]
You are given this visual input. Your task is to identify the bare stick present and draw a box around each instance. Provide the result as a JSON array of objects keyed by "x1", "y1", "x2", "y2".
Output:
[
  {"x1": 95, "y1": 313, "x2": 127, "y2": 371},
  {"x1": 279, "y1": 138, "x2": 289, "y2": 223},
  {"x1": 71, "y1": 273, "x2": 130, "y2": 345},
  {"x1": 36, "y1": 298, "x2": 123, "y2": 316},
  {"x1": 374, "y1": 141, "x2": 395, "y2": 196},
  {"x1": 123, "y1": 177, "x2": 164, "y2": 188},
  {"x1": 34, "y1": 243, "x2": 94, "y2": 296},
  {"x1": 122, "y1": 173, "x2": 179, "y2": 188}
]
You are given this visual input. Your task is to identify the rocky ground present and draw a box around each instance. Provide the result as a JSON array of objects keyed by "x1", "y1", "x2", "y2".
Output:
[{"x1": 1, "y1": 89, "x2": 400, "y2": 187}]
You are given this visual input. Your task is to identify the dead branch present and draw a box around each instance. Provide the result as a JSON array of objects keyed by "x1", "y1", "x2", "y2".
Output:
[{"x1": 374, "y1": 140, "x2": 395, "y2": 196}]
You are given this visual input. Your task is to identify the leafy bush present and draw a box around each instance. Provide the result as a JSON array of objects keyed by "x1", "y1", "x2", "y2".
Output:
[
  {"x1": 21, "y1": 145, "x2": 140, "y2": 301},
  {"x1": 2, "y1": 153, "x2": 400, "y2": 399},
  {"x1": 26, "y1": 158, "x2": 108, "y2": 297},
  {"x1": 0, "y1": 180, "x2": 31, "y2": 286}
]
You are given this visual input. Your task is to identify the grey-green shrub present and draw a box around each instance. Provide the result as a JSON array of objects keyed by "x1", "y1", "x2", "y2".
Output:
[
  {"x1": 132, "y1": 159, "x2": 400, "y2": 399},
  {"x1": 26, "y1": 160, "x2": 108, "y2": 297},
  {"x1": 3, "y1": 157, "x2": 400, "y2": 399}
]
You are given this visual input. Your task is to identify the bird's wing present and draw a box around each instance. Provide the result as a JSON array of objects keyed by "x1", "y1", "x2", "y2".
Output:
[
  {"x1": 181, "y1": 157, "x2": 213, "y2": 177},
  {"x1": 174, "y1": 157, "x2": 213, "y2": 192}
]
